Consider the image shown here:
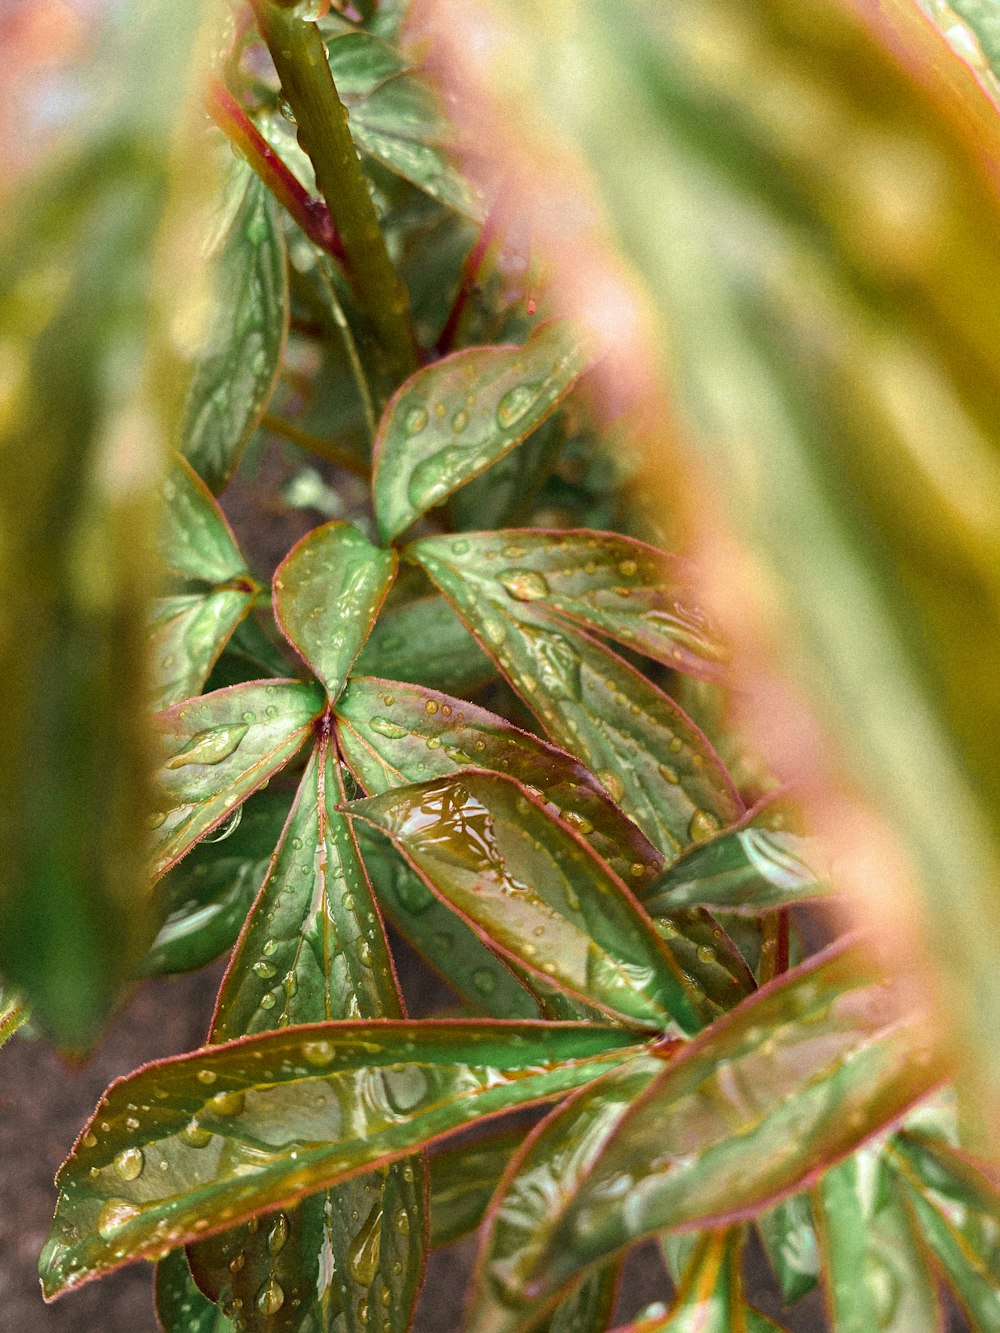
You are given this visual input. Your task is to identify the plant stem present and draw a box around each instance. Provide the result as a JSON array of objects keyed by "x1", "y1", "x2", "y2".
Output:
[
  {"x1": 261, "y1": 412, "x2": 369, "y2": 477},
  {"x1": 251, "y1": 1, "x2": 418, "y2": 386}
]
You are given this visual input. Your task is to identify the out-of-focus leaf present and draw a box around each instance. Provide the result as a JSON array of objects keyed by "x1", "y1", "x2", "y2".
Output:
[
  {"x1": 155, "y1": 1248, "x2": 234, "y2": 1333},
  {"x1": 272, "y1": 522, "x2": 397, "y2": 702},
  {"x1": 355, "y1": 823, "x2": 539, "y2": 1018},
  {"x1": 662, "y1": 1228, "x2": 744, "y2": 1333},
  {"x1": 544, "y1": 1263, "x2": 619, "y2": 1333},
  {"x1": 641, "y1": 804, "x2": 831, "y2": 916},
  {"x1": 39, "y1": 1020, "x2": 641, "y2": 1299},
  {"x1": 0, "y1": 981, "x2": 28, "y2": 1051},
  {"x1": 143, "y1": 788, "x2": 292, "y2": 976},
  {"x1": 326, "y1": 30, "x2": 481, "y2": 216},
  {"x1": 468, "y1": 1054, "x2": 666, "y2": 1333},
  {"x1": 0, "y1": 0, "x2": 211, "y2": 1049},
  {"x1": 429, "y1": 1125, "x2": 524, "y2": 1248},
  {"x1": 179, "y1": 157, "x2": 287, "y2": 493},
  {"x1": 353, "y1": 594, "x2": 497, "y2": 694},
  {"x1": 150, "y1": 680, "x2": 325, "y2": 878},
  {"x1": 480, "y1": 943, "x2": 944, "y2": 1314},
  {"x1": 410, "y1": 537, "x2": 742, "y2": 856},
  {"x1": 346, "y1": 772, "x2": 704, "y2": 1033},
  {"x1": 919, "y1": 0, "x2": 1000, "y2": 86},
  {"x1": 372, "y1": 323, "x2": 591, "y2": 542},
  {"x1": 813, "y1": 1147, "x2": 941, "y2": 1331},
  {"x1": 756, "y1": 1193, "x2": 820, "y2": 1307},
  {"x1": 187, "y1": 732, "x2": 423, "y2": 1333},
  {"x1": 413, "y1": 529, "x2": 727, "y2": 681}
]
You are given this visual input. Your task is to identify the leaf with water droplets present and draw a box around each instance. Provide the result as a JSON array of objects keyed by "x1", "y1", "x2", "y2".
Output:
[
  {"x1": 38, "y1": 1020, "x2": 641, "y2": 1300},
  {"x1": 158, "y1": 455, "x2": 249, "y2": 587},
  {"x1": 354, "y1": 594, "x2": 497, "y2": 695},
  {"x1": 179, "y1": 157, "x2": 287, "y2": 493},
  {"x1": 428, "y1": 1124, "x2": 525, "y2": 1249},
  {"x1": 468, "y1": 1056, "x2": 667, "y2": 1333},
  {"x1": 273, "y1": 522, "x2": 397, "y2": 703},
  {"x1": 413, "y1": 529, "x2": 729, "y2": 682},
  {"x1": 143, "y1": 788, "x2": 292, "y2": 976},
  {"x1": 151, "y1": 680, "x2": 325, "y2": 878},
  {"x1": 812, "y1": 1145, "x2": 941, "y2": 1333},
  {"x1": 755, "y1": 1192, "x2": 820, "y2": 1306},
  {"x1": 408, "y1": 538, "x2": 742, "y2": 857},
  {"x1": 346, "y1": 771, "x2": 704, "y2": 1034},
  {"x1": 356, "y1": 823, "x2": 539, "y2": 1020},
  {"x1": 480, "y1": 942, "x2": 945, "y2": 1311},
  {"x1": 151, "y1": 591, "x2": 257, "y2": 712},
  {"x1": 155, "y1": 1248, "x2": 234, "y2": 1332},
  {"x1": 372, "y1": 322, "x2": 591, "y2": 543}
]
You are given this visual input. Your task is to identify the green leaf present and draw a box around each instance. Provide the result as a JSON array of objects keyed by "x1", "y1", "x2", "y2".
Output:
[
  {"x1": 410, "y1": 529, "x2": 728, "y2": 681},
  {"x1": 39, "y1": 1020, "x2": 641, "y2": 1299},
  {"x1": 346, "y1": 771, "x2": 704, "y2": 1033},
  {"x1": 155, "y1": 1248, "x2": 234, "y2": 1333},
  {"x1": 372, "y1": 322, "x2": 591, "y2": 542},
  {"x1": 641, "y1": 804, "x2": 830, "y2": 916},
  {"x1": 186, "y1": 730, "x2": 424, "y2": 1331},
  {"x1": 544, "y1": 1263, "x2": 619, "y2": 1333},
  {"x1": 481, "y1": 942, "x2": 944, "y2": 1312},
  {"x1": 0, "y1": 980, "x2": 28, "y2": 1052},
  {"x1": 469, "y1": 1054, "x2": 666, "y2": 1333},
  {"x1": 450, "y1": 416, "x2": 567, "y2": 533},
  {"x1": 353, "y1": 594, "x2": 497, "y2": 694},
  {"x1": 326, "y1": 31, "x2": 482, "y2": 217},
  {"x1": 661, "y1": 1228, "x2": 745, "y2": 1333},
  {"x1": 355, "y1": 823, "x2": 540, "y2": 1019},
  {"x1": 158, "y1": 455, "x2": 250, "y2": 586},
  {"x1": 179, "y1": 158, "x2": 288, "y2": 493},
  {"x1": 272, "y1": 522, "x2": 397, "y2": 702},
  {"x1": 151, "y1": 680, "x2": 325, "y2": 878},
  {"x1": 143, "y1": 788, "x2": 292, "y2": 977},
  {"x1": 428, "y1": 1125, "x2": 525, "y2": 1248},
  {"x1": 812, "y1": 1147, "x2": 941, "y2": 1331},
  {"x1": 409, "y1": 537, "x2": 742, "y2": 856},
  {"x1": 755, "y1": 1193, "x2": 820, "y2": 1306},
  {"x1": 151, "y1": 592, "x2": 257, "y2": 711}
]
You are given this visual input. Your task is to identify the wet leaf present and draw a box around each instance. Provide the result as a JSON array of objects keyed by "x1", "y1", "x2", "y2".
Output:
[
  {"x1": 179, "y1": 158, "x2": 287, "y2": 493},
  {"x1": 272, "y1": 522, "x2": 397, "y2": 702},
  {"x1": 353, "y1": 594, "x2": 497, "y2": 694},
  {"x1": 185, "y1": 726, "x2": 424, "y2": 1331},
  {"x1": 544, "y1": 1263, "x2": 619, "y2": 1333},
  {"x1": 661, "y1": 1228, "x2": 745, "y2": 1333},
  {"x1": 409, "y1": 537, "x2": 742, "y2": 856},
  {"x1": 151, "y1": 592, "x2": 257, "y2": 712},
  {"x1": 155, "y1": 1248, "x2": 233, "y2": 1332},
  {"x1": 812, "y1": 1147, "x2": 941, "y2": 1331},
  {"x1": 158, "y1": 455, "x2": 249, "y2": 586},
  {"x1": 411, "y1": 529, "x2": 728, "y2": 681},
  {"x1": 450, "y1": 416, "x2": 567, "y2": 534},
  {"x1": 483, "y1": 943, "x2": 944, "y2": 1312},
  {"x1": 755, "y1": 1193, "x2": 820, "y2": 1306},
  {"x1": 143, "y1": 788, "x2": 292, "y2": 977},
  {"x1": 39, "y1": 1020, "x2": 641, "y2": 1299},
  {"x1": 150, "y1": 680, "x2": 325, "y2": 879},
  {"x1": 0, "y1": 981, "x2": 28, "y2": 1052},
  {"x1": 428, "y1": 1125, "x2": 525, "y2": 1248},
  {"x1": 469, "y1": 1054, "x2": 666, "y2": 1333},
  {"x1": 346, "y1": 772, "x2": 704, "y2": 1033},
  {"x1": 373, "y1": 323, "x2": 591, "y2": 543},
  {"x1": 355, "y1": 823, "x2": 539, "y2": 1019}
]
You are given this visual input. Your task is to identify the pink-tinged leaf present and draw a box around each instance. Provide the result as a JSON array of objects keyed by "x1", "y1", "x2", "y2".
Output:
[
  {"x1": 755, "y1": 1192, "x2": 820, "y2": 1306},
  {"x1": 480, "y1": 942, "x2": 945, "y2": 1312},
  {"x1": 38, "y1": 1020, "x2": 642, "y2": 1300},
  {"x1": 150, "y1": 681, "x2": 325, "y2": 879},
  {"x1": 353, "y1": 594, "x2": 497, "y2": 696},
  {"x1": 468, "y1": 1054, "x2": 667, "y2": 1333},
  {"x1": 407, "y1": 539, "x2": 741, "y2": 857},
  {"x1": 272, "y1": 522, "x2": 397, "y2": 703},
  {"x1": 345, "y1": 772, "x2": 705, "y2": 1034},
  {"x1": 372, "y1": 322, "x2": 592, "y2": 543},
  {"x1": 0, "y1": 982, "x2": 27, "y2": 1051},
  {"x1": 150, "y1": 591, "x2": 255, "y2": 711},
  {"x1": 812, "y1": 1146, "x2": 942, "y2": 1332},
  {"x1": 409, "y1": 529, "x2": 728, "y2": 682},
  {"x1": 158, "y1": 455, "x2": 249, "y2": 587},
  {"x1": 155, "y1": 1248, "x2": 233, "y2": 1332},
  {"x1": 661, "y1": 1228, "x2": 745, "y2": 1333}
]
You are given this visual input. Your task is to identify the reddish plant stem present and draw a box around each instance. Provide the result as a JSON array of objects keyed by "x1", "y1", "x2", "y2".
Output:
[
  {"x1": 206, "y1": 81, "x2": 344, "y2": 261},
  {"x1": 435, "y1": 188, "x2": 508, "y2": 356},
  {"x1": 776, "y1": 907, "x2": 790, "y2": 976}
]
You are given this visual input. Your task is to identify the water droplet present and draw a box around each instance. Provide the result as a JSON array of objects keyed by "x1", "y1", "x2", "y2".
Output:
[
  {"x1": 658, "y1": 763, "x2": 679, "y2": 785},
  {"x1": 253, "y1": 960, "x2": 277, "y2": 980},
  {"x1": 688, "y1": 809, "x2": 720, "y2": 843},
  {"x1": 256, "y1": 1276, "x2": 285, "y2": 1315},
  {"x1": 451, "y1": 538, "x2": 470, "y2": 555},
  {"x1": 181, "y1": 1120, "x2": 212, "y2": 1148},
  {"x1": 197, "y1": 1069, "x2": 218, "y2": 1086},
  {"x1": 98, "y1": 1199, "x2": 140, "y2": 1239},
  {"x1": 668, "y1": 737, "x2": 683, "y2": 754},
  {"x1": 147, "y1": 811, "x2": 167, "y2": 831},
  {"x1": 370, "y1": 717, "x2": 407, "y2": 740},
  {"x1": 496, "y1": 382, "x2": 541, "y2": 430},
  {"x1": 277, "y1": 93, "x2": 297, "y2": 124},
  {"x1": 268, "y1": 1212, "x2": 290, "y2": 1255},
  {"x1": 404, "y1": 405, "x2": 428, "y2": 435},
  {"x1": 349, "y1": 1201, "x2": 383, "y2": 1284},
  {"x1": 451, "y1": 409, "x2": 469, "y2": 433},
  {"x1": 209, "y1": 1090, "x2": 245, "y2": 1116},
  {"x1": 204, "y1": 804, "x2": 243, "y2": 843},
  {"x1": 395, "y1": 1209, "x2": 410, "y2": 1235},
  {"x1": 501, "y1": 570, "x2": 549, "y2": 602},
  {"x1": 426, "y1": 736, "x2": 442, "y2": 750},
  {"x1": 82, "y1": 1132, "x2": 97, "y2": 1149},
  {"x1": 696, "y1": 945, "x2": 717, "y2": 965},
  {"x1": 472, "y1": 967, "x2": 497, "y2": 995},
  {"x1": 303, "y1": 1039, "x2": 334, "y2": 1065},
  {"x1": 356, "y1": 939, "x2": 373, "y2": 967},
  {"x1": 424, "y1": 700, "x2": 440, "y2": 715},
  {"x1": 113, "y1": 1148, "x2": 144, "y2": 1182},
  {"x1": 229, "y1": 1251, "x2": 245, "y2": 1274},
  {"x1": 260, "y1": 993, "x2": 277, "y2": 1010},
  {"x1": 263, "y1": 939, "x2": 279, "y2": 957},
  {"x1": 597, "y1": 771, "x2": 624, "y2": 804},
  {"x1": 165, "y1": 724, "x2": 250, "y2": 770},
  {"x1": 618, "y1": 559, "x2": 638, "y2": 577},
  {"x1": 358, "y1": 1297, "x2": 370, "y2": 1325}
]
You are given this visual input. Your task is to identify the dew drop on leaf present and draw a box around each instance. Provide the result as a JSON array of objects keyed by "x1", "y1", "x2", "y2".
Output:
[
  {"x1": 112, "y1": 1148, "x2": 144, "y2": 1182},
  {"x1": 97, "y1": 1199, "x2": 140, "y2": 1239},
  {"x1": 688, "y1": 809, "x2": 721, "y2": 843},
  {"x1": 256, "y1": 1276, "x2": 285, "y2": 1315},
  {"x1": 472, "y1": 967, "x2": 497, "y2": 995},
  {"x1": 348, "y1": 1201, "x2": 382, "y2": 1284},
  {"x1": 268, "y1": 1212, "x2": 289, "y2": 1256},
  {"x1": 369, "y1": 717, "x2": 408, "y2": 739},
  {"x1": 501, "y1": 570, "x2": 550, "y2": 602},
  {"x1": 165, "y1": 723, "x2": 250, "y2": 770},
  {"x1": 495, "y1": 382, "x2": 541, "y2": 430},
  {"x1": 597, "y1": 770, "x2": 624, "y2": 804}
]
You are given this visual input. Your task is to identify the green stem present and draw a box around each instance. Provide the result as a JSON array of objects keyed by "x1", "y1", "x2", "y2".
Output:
[{"x1": 252, "y1": 1, "x2": 418, "y2": 387}]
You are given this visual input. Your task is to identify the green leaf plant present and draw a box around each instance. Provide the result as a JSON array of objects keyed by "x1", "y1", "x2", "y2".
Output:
[{"x1": 0, "y1": 0, "x2": 997, "y2": 1330}]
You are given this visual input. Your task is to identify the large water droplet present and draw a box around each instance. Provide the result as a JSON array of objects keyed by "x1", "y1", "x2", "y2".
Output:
[
  {"x1": 369, "y1": 717, "x2": 408, "y2": 740},
  {"x1": 597, "y1": 770, "x2": 624, "y2": 805},
  {"x1": 496, "y1": 382, "x2": 541, "y2": 430},
  {"x1": 256, "y1": 1276, "x2": 285, "y2": 1315},
  {"x1": 688, "y1": 809, "x2": 720, "y2": 843},
  {"x1": 203, "y1": 805, "x2": 243, "y2": 843},
  {"x1": 253, "y1": 960, "x2": 277, "y2": 980},
  {"x1": 303, "y1": 1039, "x2": 334, "y2": 1066},
  {"x1": 348, "y1": 1201, "x2": 382, "y2": 1285},
  {"x1": 451, "y1": 409, "x2": 469, "y2": 433},
  {"x1": 472, "y1": 967, "x2": 497, "y2": 995},
  {"x1": 165, "y1": 724, "x2": 250, "y2": 770},
  {"x1": 97, "y1": 1199, "x2": 141, "y2": 1239},
  {"x1": 113, "y1": 1148, "x2": 144, "y2": 1182},
  {"x1": 404, "y1": 404, "x2": 428, "y2": 435},
  {"x1": 268, "y1": 1212, "x2": 290, "y2": 1256},
  {"x1": 356, "y1": 938, "x2": 373, "y2": 967},
  {"x1": 181, "y1": 1120, "x2": 212, "y2": 1149},
  {"x1": 501, "y1": 570, "x2": 549, "y2": 602},
  {"x1": 209, "y1": 1090, "x2": 245, "y2": 1117}
]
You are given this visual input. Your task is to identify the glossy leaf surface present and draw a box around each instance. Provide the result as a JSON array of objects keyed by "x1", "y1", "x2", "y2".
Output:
[
  {"x1": 353, "y1": 595, "x2": 497, "y2": 694},
  {"x1": 428, "y1": 1125, "x2": 524, "y2": 1248},
  {"x1": 486, "y1": 943, "x2": 944, "y2": 1311},
  {"x1": 410, "y1": 538, "x2": 741, "y2": 855},
  {"x1": 158, "y1": 456, "x2": 249, "y2": 587},
  {"x1": 144, "y1": 788, "x2": 292, "y2": 977},
  {"x1": 756, "y1": 1193, "x2": 819, "y2": 1307},
  {"x1": 355, "y1": 824, "x2": 539, "y2": 1019},
  {"x1": 273, "y1": 522, "x2": 397, "y2": 702},
  {"x1": 373, "y1": 322, "x2": 590, "y2": 542},
  {"x1": 179, "y1": 159, "x2": 287, "y2": 493},
  {"x1": 151, "y1": 592, "x2": 256, "y2": 712},
  {"x1": 155, "y1": 1248, "x2": 233, "y2": 1333},
  {"x1": 151, "y1": 681, "x2": 325, "y2": 879},
  {"x1": 40, "y1": 1021, "x2": 640, "y2": 1299},
  {"x1": 813, "y1": 1147, "x2": 940, "y2": 1331},
  {"x1": 0, "y1": 982, "x2": 28, "y2": 1052},
  {"x1": 346, "y1": 772, "x2": 704, "y2": 1033},
  {"x1": 411, "y1": 529, "x2": 727, "y2": 681},
  {"x1": 662, "y1": 1228, "x2": 745, "y2": 1333}
]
